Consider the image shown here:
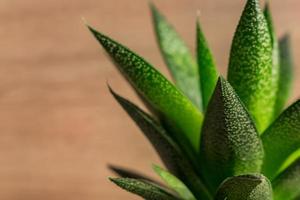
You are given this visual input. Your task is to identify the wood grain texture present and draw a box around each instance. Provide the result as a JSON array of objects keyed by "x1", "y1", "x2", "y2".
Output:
[{"x1": 0, "y1": 0, "x2": 299, "y2": 199}]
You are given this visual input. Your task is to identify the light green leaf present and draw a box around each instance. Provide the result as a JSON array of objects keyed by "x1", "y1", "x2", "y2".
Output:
[
  {"x1": 200, "y1": 77, "x2": 264, "y2": 191},
  {"x1": 262, "y1": 100, "x2": 300, "y2": 180},
  {"x1": 109, "y1": 88, "x2": 212, "y2": 200},
  {"x1": 264, "y1": 2, "x2": 280, "y2": 120},
  {"x1": 110, "y1": 178, "x2": 179, "y2": 200},
  {"x1": 87, "y1": 25, "x2": 203, "y2": 153},
  {"x1": 153, "y1": 165, "x2": 196, "y2": 200},
  {"x1": 279, "y1": 149, "x2": 300, "y2": 173},
  {"x1": 196, "y1": 18, "x2": 218, "y2": 111},
  {"x1": 228, "y1": 0, "x2": 275, "y2": 133},
  {"x1": 274, "y1": 34, "x2": 294, "y2": 117},
  {"x1": 215, "y1": 174, "x2": 273, "y2": 200},
  {"x1": 272, "y1": 158, "x2": 300, "y2": 200},
  {"x1": 150, "y1": 3, "x2": 202, "y2": 111}
]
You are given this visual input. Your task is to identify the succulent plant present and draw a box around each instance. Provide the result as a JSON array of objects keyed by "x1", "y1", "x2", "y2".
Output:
[{"x1": 86, "y1": 0, "x2": 299, "y2": 199}]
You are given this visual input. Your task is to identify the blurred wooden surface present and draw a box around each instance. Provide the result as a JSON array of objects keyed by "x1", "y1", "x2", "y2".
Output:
[{"x1": 0, "y1": 0, "x2": 299, "y2": 199}]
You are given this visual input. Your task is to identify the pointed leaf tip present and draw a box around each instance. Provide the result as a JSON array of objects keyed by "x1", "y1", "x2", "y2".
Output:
[
  {"x1": 150, "y1": 3, "x2": 203, "y2": 111},
  {"x1": 108, "y1": 165, "x2": 162, "y2": 186},
  {"x1": 200, "y1": 77, "x2": 264, "y2": 191},
  {"x1": 264, "y1": 1, "x2": 281, "y2": 121},
  {"x1": 196, "y1": 19, "x2": 218, "y2": 111},
  {"x1": 109, "y1": 177, "x2": 179, "y2": 200},
  {"x1": 89, "y1": 25, "x2": 203, "y2": 154},
  {"x1": 108, "y1": 88, "x2": 211, "y2": 200},
  {"x1": 228, "y1": 0, "x2": 275, "y2": 133}
]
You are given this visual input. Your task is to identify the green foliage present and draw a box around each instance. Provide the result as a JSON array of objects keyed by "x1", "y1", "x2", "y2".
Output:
[
  {"x1": 109, "y1": 178, "x2": 179, "y2": 200},
  {"x1": 109, "y1": 87, "x2": 212, "y2": 200},
  {"x1": 196, "y1": 19, "x2": 218, "y2": 111},
  {"x1": 215, "y1": 174, "x2": 273, "y2": 200},
  {"x1": 109, "y1": 165, "x2": 163, "y2": 186},
  {"x1": 150, "y1": 4, "x2": 202, "y2": 111},
  {"x1": 264, "y1": 3, "x2": 280, "y2": 120},
  {"x1": 153, "y1": 165, "x2": 196, "y2": 200},
  {"x1": 200, "y1": 78, "x2": 264, "y2": 191},
  {"x1": 87, "y1": 26, "x2": 203, "y2": 153},
  {"x1": 87, "y1": 0, "x2": 298, "y2": 199},
  {"x1": 262, "y1": 100, "x2": 300, "y2": 179},
  {"x1": 272, "y1": 158, "x2": 300, "y2": 200},
  {"x1": 275, "y1": 34, "x2": 294, "y2": 116},
  {"x1": 228, "y1": 0, "x2": 275, "y2": 133}
]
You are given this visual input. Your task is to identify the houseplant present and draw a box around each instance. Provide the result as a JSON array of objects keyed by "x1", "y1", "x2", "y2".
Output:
[{"x1": 86, "y1": 0, "x2": 299, "y2": 199}]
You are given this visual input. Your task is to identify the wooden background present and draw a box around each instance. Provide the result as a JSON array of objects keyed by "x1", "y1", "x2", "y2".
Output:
[{"x1": 0, "y1": 0, "x2": 299, "y2": 199}]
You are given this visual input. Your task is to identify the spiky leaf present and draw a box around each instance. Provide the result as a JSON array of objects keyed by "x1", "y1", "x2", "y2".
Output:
[
  {"x1": 264, "y1": 2, "x2": 280, "y2": 120},
  {"x1": 196, "y1": 19, "x2": 218, "y2": 111},
  {"x1": 110, "y1": 178, "x2": 178, "y2": 200},
  {"x1": 272, "y1": 158, "x2": 300, "y2": 200},
  {"x1": 200, "y1": 77, "x2": 264, "y2": 191},
  {"x1": 274, "y1": 34, "x2": 294, "y2": 117},
  {"x1": 262, "y1": 100, "x2": 300, "y2": 179},
  {"x1": 88, "y1": 26, "x2": 203, "y2": 152},
  {"x1": 215, "y1": 174, "x2": 273, "y2": 200},
  {"x1": 150, "y1": 4, "x2": 202, "y2": 111},
  {"x1": 228, "y1": 0, "x2": 275, "y2": 133},
  {"x1": 108, "y1": 165, "x2": 162, "y2": 186},
  {"x1": 153, "y1": 165, "x2": 196, "y2": 200},
  {"x1": 109, "y1": 88, "x2": 212, "y2": 200}
]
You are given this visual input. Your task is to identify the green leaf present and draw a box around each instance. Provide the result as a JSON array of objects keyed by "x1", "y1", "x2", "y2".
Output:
[
  {"x1": 108, "y1": 165, "x2": 162, "y2": 186},
  {"x1": 109, "y1": 87, "x2": 182, "y2": 175},
  {"x1": 110, "y1": 178, "x2": 179, "y2": 200},
  {"x1": 264, "y1": 2, "x2": 280, "y2": 120},
  {"x1": 200, "y1": 77, "x2": 264, "y2": 191},
  {"x1": 215, "y1": 174, "x2": 273, "y2": 200},
  {"x1": 109, "y1": 88, "x2": 212, "y2": 200},
  {"x1": 196, "y1": 18, "x2": 218, "y2": 111},
  {"x1": 262, "y1": 100, "x2": 300, "y2": 180},
  {"x1": 87, "y1": 26, "x2": 203, "y2": 153},
  {"x1": 279, "y1": 149, "x2": 300, "y2": 173},
  {"x1": 272, "y1": 158, "x2": 300, "y2": 200},
  {"x1": 274, "y1": 34, "x2": 294, "y2": 117},
  {"x1": 150, "y1": 4, "x2": 202, "y2": 111},
  {"x1": 153, "y1": 165, "x2": 196, "y2": 200},
  {"x1": 228, "y1": 0, "x2": 275, "y2": 133},
  {"x1": 295, "y1": 196, "x2": 300, "y2": 200}
]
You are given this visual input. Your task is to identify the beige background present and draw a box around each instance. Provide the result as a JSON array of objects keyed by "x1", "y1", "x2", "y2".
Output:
[{"x1": 0, "y1": 0, "x2": 299, "y2": 199}]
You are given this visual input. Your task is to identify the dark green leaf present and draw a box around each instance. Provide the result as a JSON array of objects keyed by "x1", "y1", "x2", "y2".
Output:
[
  {"x1": 87, "y1": 26, "x2": 203, "y2": 152},
  {"x1": 215, "y1": 174, "x2": 273, "y2": 200},
  {"x1": 264, "y1": 3, "x2": 281, "y2": 120},
  {"x1": 109, "y1": 88, "x2": 212, "y2": 200},
  {"x1": 108, "y1": 164, "x2": 162, "y2": 186},
  {"x1": 274, "y1": 34, "x2": 294, "y2": 117},
  {"x1": 272, "y1": 158, "x2": 300, "y2": 200},
  {"x1": 200, "y1": 77, "x2": 264, "y2": 191},
  {"x1": 153, "y1": 165, "x2": 196, "y2": 200},
  {"x1": 196, "y1": 18, "x2": 218, "y2": 111},
  {"x1": 228, "y1": 0, "x2": 275, "y2": 133},
  {"x1": 262, "y1": 100, "x2": 300, "y2": 179},
  {"x1": 295, "y1": 196, "x2": 300, "y2": 200},
  {"x1": 150, "y1": 4, "x2": 202, "y2": 111},
  {"x1": 110, "y1": 178, "x2": 178, "y2": 200}
]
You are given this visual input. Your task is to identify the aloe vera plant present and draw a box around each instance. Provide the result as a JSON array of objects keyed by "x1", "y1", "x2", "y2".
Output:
[{"x1": 86, "y1": 0, "x2": 299, "y2": 199}]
